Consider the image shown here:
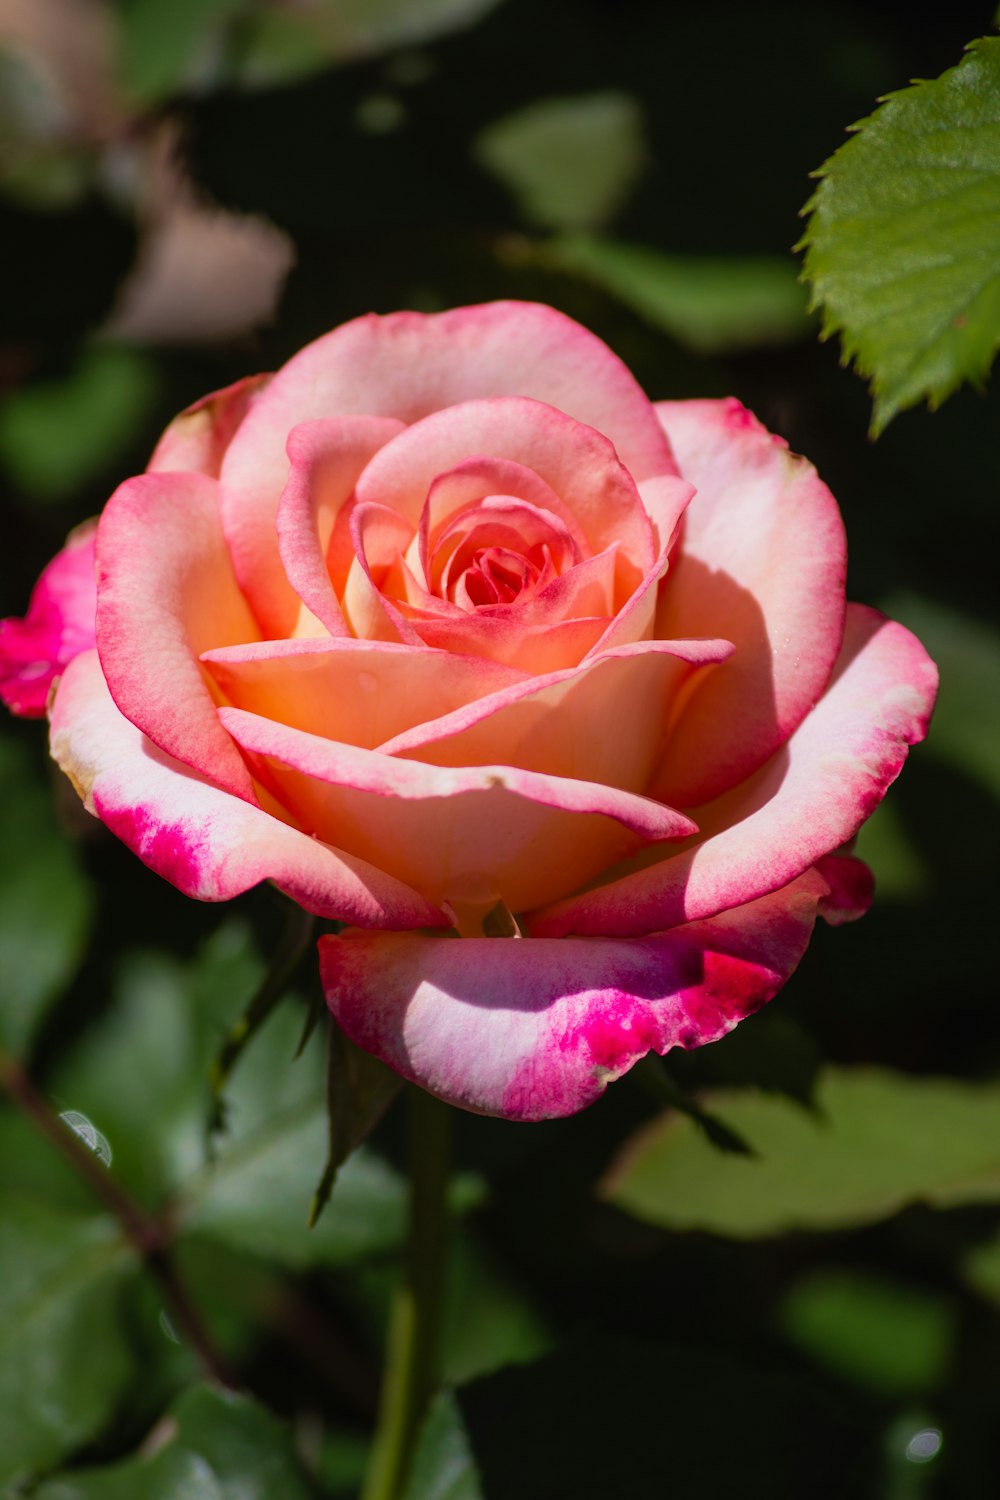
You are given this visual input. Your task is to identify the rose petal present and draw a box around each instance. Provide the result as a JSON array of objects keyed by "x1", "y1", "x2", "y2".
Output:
[
  {"x1": 653, "y1": 398, "x2": 848, "y2": 805},
  {"x1": 276, "y1": 414, "x2": 406, "y2": 637},
  {"x1": 201, "y1": 636, "x2": 528, "y2": 748},
  {"x1": 148, "y1": 373, "x2": 269, "y2": 477},
  {"x1": 534, "y1": 605, "x2": 938, "y2": 937},
  {"x1": 380, "y1": 637, "x2": 734, "y2": 796},
  {"x1": 50, "y1": 651, "x2": 448, "y2": 929},
  {"x1": 0, "y1": 520, "x2": 97, "y2": 718},
  {"x1": 220, "y1": 301, "x2": 676, "y2": 634},
  {"x1": 320, "y1": 867, "x2": 834, "y2": 1119},
  {"x1": 221, "y1": 705, "x2": 696, "y2": 912},
  {"x1": 95, "y1": 471, "x2": 260, "y2": 801}
]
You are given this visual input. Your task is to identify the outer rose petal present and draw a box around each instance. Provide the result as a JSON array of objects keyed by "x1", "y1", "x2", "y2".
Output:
[
  {"x1": 220, "y1": 302, "x2": 677, "y2": 635},
  {"x1": 653, "y1": 398, "x2": 847, "y2": 806},
  {"x1": 320, "y1": 867, "x2": 834, "y2": 1119},
  {"x1": 50, "y1": 651, "x2": 447, "y2": 930},
  {"x1": 148, "y1": 374, "x2": 269, "y2": 477},
  {"x1": 534, "y1": 606, "x2": 938, "y2": 938},
  {"x1": 0, "y1": 521, "x2": 97, "y2": 717},
  {"x1": 96, "y1": 471, "x2": 261, "y2": 802}
]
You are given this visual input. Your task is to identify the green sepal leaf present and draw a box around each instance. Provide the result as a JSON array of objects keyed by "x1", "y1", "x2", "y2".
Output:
[
  {"x1": 0, "y1": 1201, "x2": 136, "y2": 1487},
  {"x1": 34, "y1": 1383, "x2": 313, "y2": 1500},
  {"x1": 800, "y1": 36, "x2": 1000, "y2": 434},
  {"x1": 605, "y1": 1067, "x2": 1000, "y2": 1238},
  {"x1": 309, "y1": 1016, "x2": 402, "y2": 1229}
]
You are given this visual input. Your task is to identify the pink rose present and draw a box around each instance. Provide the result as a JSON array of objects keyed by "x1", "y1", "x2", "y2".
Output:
[{"x1": 1, "y1": 303, "x2": 937, "y2": 1119}]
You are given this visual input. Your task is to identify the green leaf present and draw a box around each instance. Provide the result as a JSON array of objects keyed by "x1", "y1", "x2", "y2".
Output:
[
  {"x1": 0, "y1": 1201, "x2": 135, "y2": 1487},
  {"x1": 35, "y1": 1383, "x2": 313, "y2": 1500},
  {"x1": 880, "y1": 593, "x2": 1000, "y2": 805},
  {"x1": 605, "y1": 1067, "x2": 1000, "y2": 1239},
  {"x1": 851, "y1": 798, "x2": 931, "y2": 901},
  {"x1": 441, "y1": 1232, "x2": 551, "y2": 1385},
  {"x1": 231, "y1": 0, "x2": 504, "y2": 90},
  {"x1": 0, "y1": 346, "x2": 159, "y2": 503},
  {"x1": 778, "y1": 1268, "x2": 955, "y2": 1396},
  {"x1": 119, "y1": 0, "x2": 248, "y2": 106},
  {"x1": 961, "y1": 1230, "x2": 1000, "y2": 1307},
  {"x1": 474, "y1": 94, "x2": 646, "y2": 231},
  {"x1": 800, "y1": 36, "x2": 1000, "y2": 434},
  {"x1": 309, "y1": 1018, "x2": 402, "y2": 1229},
  {"x1": 0, "y1": 736, "x2": 94, "y2": 1056},
  {"x1": 404, "y1": 1392, "x2": 483, "y2": 1500},
  {"x1": 550, "y1": 234, "x2": 811, "y2": 351}
]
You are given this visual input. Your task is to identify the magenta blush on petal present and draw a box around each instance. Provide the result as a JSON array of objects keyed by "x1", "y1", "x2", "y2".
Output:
[{"x1": 0, "y1": 521, "x2": 98, "y2": 718}]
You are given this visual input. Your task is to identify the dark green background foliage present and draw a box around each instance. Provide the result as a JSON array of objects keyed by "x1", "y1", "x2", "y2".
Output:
[{"x1": 1, "y1": 1, "x2": 999, "y2": 1495}]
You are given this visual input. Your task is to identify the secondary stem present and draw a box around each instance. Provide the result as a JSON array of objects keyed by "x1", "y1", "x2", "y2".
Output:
[
  {"x1": 0, "y1": 1041, "x2": 237, "y2": 1389},
  {"x1": 360, "y1": 1086, "x2": 453, "y2": 1500}
]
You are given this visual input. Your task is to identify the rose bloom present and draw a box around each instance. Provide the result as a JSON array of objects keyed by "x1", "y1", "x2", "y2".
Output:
[{"x1": 1, "y1": 303, "x2": 937, "y2": 1119}]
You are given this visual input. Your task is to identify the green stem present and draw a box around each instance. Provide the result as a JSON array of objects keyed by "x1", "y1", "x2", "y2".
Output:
[{"x1": 361, "y1": 1087, "x2": 453, "y2": 1500}]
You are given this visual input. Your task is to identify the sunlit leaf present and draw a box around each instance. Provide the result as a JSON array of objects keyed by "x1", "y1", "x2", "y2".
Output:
[
  {"x1": 778, "y1": 1268, "x2": 955, "y2": 1396},
  {"x1": 800, "y1": 37, "x2": 1000, "y2": 434},
  {"x1": 0, "y1": 736, "x2": 93, "y2": 1056},
  {"x1": 475, "y1": 93, "x2": 645, "y2": 231},
  {"x1": 0, "y1": 1201, "x2": 135, "y2": 1487},
  {"x1": 0, "y1": 346, "x2": 159, "y2": 503},
  {"x1": 550, "y1": 234, "x2": 811, "y2": 351},
  {"x1": 881, "y1": 593, "x2": 1000, "y2": 805},
  {"x1": 35, "y1": 1383, "x2": 312, "y2": 1500},
  {"x1": 605, "y1": 1068, "x2": 1000, "y2": 1238}
]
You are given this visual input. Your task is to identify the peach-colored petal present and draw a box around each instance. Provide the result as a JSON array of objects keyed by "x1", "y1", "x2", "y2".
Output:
[
  {"x1": 276, "y1": 415, "x2": 406, "y2": 636},
  {"x1": 0, "y1": 520, "x2": 97, "y2": 718},
  {"x1": 50, "y1": 651, "x2": 448, "y2": 929},
  {"x1": 221, "y1": 706, "x2": 695, "y2": 912},
  {"x1": 381, "y1": 638, "x2": 734, "y2": 798},
  {"x1": 201, "y1": 636, "x2": 528, "y2": 748},
  {"x1": 353, "y1": 397, "x2": 655, "y2": 598},
  {"x1": 95, "y1": 471, "x2": 260, "y2": 802},
  {"x1": 653, "y1": 398, "x2": 848, "y2": 806},
  {"x1": 534, "y1": 606, "x2": 938, "y2": 938},
  {"x1": 148, "y1": 374, "x2": 269, "y2": 477},
  {"x1": 320, "y1": 867, "x2": 833, "y2": 1119},
  {"x1": 219, "y1": 302, "x2": 676, "y2": 633}
]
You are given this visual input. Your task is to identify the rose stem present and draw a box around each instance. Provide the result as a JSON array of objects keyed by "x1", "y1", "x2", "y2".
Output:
[
  {"x1": 360, "y1": 1085, "x2": 453, "y2": 1500},
  {"x1": 0, "y1": 1041, "x2": 238, "y2": 1390}
]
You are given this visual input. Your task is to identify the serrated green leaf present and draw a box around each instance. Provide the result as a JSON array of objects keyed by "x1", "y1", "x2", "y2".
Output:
[
  {"x1": 34, "y1": 1383, "x2": 312, "y2": 1500},
  {"x1": 0, "y1": 736, "x2": 94, "y2": 1056},
  {"x1": 0, "y1": 346, "x2": 159, "y2": 503},
  {"x1": 605, "y1": 1068, "x2": 1000, "y2": 1239},
  {"x1": 551, "y1": 235, "x2": 811, "y2": 351},
  {"x1": 0, "y1": 1201, "x2": 135, "y2": 1487},
  {"x1": 474, "y1": 94, "x2": 646, "y2": 231},
  {"x1": 800, "y1": 36, "x2": 1000, "y2": 433}
]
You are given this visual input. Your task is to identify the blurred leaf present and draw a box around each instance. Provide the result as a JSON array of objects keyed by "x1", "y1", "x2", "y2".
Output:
[
  {"x1": 881, "y1": 593, "x2": 1000, "y2": 805},
  {"x1": 0, "y1": 736, "x2": 93, "y2": 1056},
  {"x1": 605, "y1": 1068, "x2": 1000, "y2": 1239},
  {"x1": 778, "y1": 1268, "x2": 955, "y2": 1396},
  {"x1": 405, "y1": 1339, "x2": 867, "y2": 1499},
  {"x1": 800, "y1": 36, "x2": 1000, "y2": 434},
  {"x1": 475, "y1": 94, "x2": 645, "y2": 231},
  {"x1": 119, "y1": 0, "x2": 248, "y2": 106},
  {"x1": 441, "y1": 1231, "x2": 551, "y2": 1384},
  {"x1": 0, "y1": 346, "x2": 158, "y2": 503},
  {"x1": 960, "y1": 1230, "x2": 1000, "y2": 1307},
  {"x1": 232, "y1": 0, "x2": 505, "y2": 90},
  {"x1": 852, "y1": 798, "x2": 931, "y2": 901},
  {"x1": 181, "y1": 1104, "x2": 406, "y2": 1270},
  {"x1": 404, "y1": 1392, "x2": 483, "y2": 1500},
  {"x1": 35, "y1": 1382, "x2": 312, "y2": 1500},
  {"x1": 550, "y1": 234, "x2": 810, "y2": 351},
  {"x1": 0, "y1": 1201, "x2": 135, "y2": 1487},
  {"x1": 0, "y1": 51, "x2": 95, "y2": 208}
]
